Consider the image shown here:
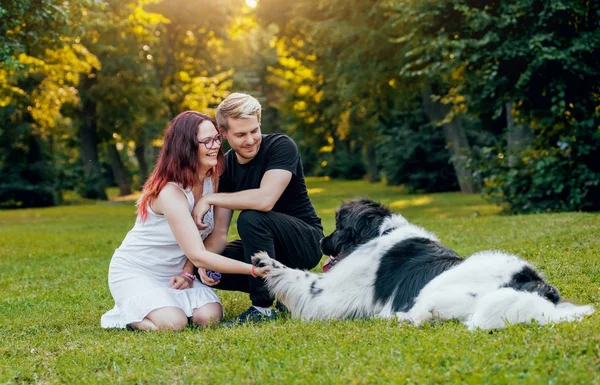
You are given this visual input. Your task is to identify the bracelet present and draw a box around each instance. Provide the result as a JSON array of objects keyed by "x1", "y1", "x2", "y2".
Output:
[
  {"x1": 250, "y1": 265, "x2": 258, "y2": 278},
  {"x1": 181, "y1": 271, "x2": 195, "y2": 281}
]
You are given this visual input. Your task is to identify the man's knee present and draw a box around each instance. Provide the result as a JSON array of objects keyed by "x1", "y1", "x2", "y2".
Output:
[{"x1": 237, "y1": 210, "x2": 269, "y2": 234}]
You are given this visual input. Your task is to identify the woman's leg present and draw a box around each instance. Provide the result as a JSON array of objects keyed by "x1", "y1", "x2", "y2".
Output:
[
  {"x1": 129, "y1": 318, "x2": 158, "y2": 331},
  {"x1": 132, "y1": 306, "x2": 189, "y2": 331},
  {"x1": 191, "y1": 303, "x2": 223, "y2": 327}
]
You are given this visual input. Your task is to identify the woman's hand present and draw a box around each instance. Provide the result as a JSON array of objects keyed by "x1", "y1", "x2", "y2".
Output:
[
  {"x1": 252, "y1": 265, "x2": 271, "y2": 278},
  {"x1": 170, "y1": 274, "x2": 193, "y2": 290},
  {"x1": 192, "y1": 197, "x2": 211, "y2": 230},
  {"x1": 198, "y1": 268, "x2": 220, "y2": 286}
]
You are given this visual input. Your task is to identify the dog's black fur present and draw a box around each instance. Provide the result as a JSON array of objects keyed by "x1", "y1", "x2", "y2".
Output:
[
  {"x1": 374, "y1": 237, "x2": 463, "y2": 312},
  {"x1": 502, "y1": 265, "x2": 561, "y2": 304}
]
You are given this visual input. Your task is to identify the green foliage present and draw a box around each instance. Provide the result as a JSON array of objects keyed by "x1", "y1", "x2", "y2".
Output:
[
  {"x1": 3, "y1": 0, "x2": 600, "y2": 212},
  {"x1": 0, "y1": 0, "x2": 101, "y2": 207},
  {"x1": 258, "y1": 0, "x2": 403, "y2": 181},
  {"x1": 0, "y1": 0, "x2": 100, "y2": 64},
  {"x1": 1, "y1": 179, "x2": 599, "y2": 383},
  {"x1": 0, "y1": 107, "x2": 61, "y2": 208},
  {"x1": 383, "y1": 0, "x2": 600, "y2": 205},
  {"x1": 378, "y1": 109, "x2": 459, "y2": 193},
  {"x1": 317, "y1": 146, "x2": 366, "y2": 180},
  {"x1": 473, "y1": 133, "x2": 600, "y2": 214}
]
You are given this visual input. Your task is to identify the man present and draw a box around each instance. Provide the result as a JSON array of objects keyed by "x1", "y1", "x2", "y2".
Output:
[{"x1": 193, "y1": 92, "x2": 324, "y2": 325}]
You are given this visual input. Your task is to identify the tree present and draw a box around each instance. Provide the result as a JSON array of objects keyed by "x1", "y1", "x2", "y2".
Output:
[
  {"x1": 1, "y1": 0, "x2": 101, "y2": 207},
  {"x1": 258, "y1": 0, "x2": 408, "y2": 181},
  {"x1": 78, "y1": 0, "x2": 169, "y2": 196}
]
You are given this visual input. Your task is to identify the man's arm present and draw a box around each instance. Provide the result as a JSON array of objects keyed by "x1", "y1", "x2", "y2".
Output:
[{"x1": 203, "y1": 169, "x2": 292, "y2": 212}]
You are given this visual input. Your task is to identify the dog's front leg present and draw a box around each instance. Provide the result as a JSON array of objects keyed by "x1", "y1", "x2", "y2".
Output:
[{"x1": 251, "y1": 251, "x2": 325, "y2": 319}]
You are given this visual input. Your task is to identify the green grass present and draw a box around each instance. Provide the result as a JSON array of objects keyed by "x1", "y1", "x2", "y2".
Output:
[{"x1": 1, "y1": 178, "x2": 599, "y2": 384}]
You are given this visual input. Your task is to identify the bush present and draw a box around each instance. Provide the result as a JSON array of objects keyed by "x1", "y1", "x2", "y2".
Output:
[
  {"x1": 472, "y1": 134, "x2": 600, "y2": 213},
  {"x1": 313, "y1": 143, "x2": 366, "y2": 180},
  {"x1": 377, "y1": 110, "x2": 459, "y2": 193},
  {"x1": 0, "y1": 181, "x2": 59, "y2": 208},
  {"x1": 0, "y1": 121, "x2": 61, "y2": 209}
]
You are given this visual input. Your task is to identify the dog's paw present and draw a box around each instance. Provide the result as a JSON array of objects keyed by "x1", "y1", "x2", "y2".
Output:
[
  {"x1": 559, "y1": 304, "x2": 595, "y2": 321},
  {"x1": 251, "y1": 251, "x2": 271, "y2": 267},
  {"x1": 251, "y1": 251, "x2": 284, "y2": 269}
]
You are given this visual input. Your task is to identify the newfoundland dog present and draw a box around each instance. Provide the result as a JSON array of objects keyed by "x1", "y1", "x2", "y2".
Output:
[{"x1": 252, "y1": 199, "x2": 593, "y2": 330}]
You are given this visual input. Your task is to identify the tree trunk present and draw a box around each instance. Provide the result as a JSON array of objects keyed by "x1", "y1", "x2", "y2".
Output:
[
  {"x1": 107, "y1": 143, "x2": 131, "y2": 196},
  {"x1": 134, "y1": 142, "x2": 149, "y2": 187},
  {"x1": 78, "y1": 71, "x2": 108, "y2": 200},
  {"x1": 365, "y1": 143, "x2": 379, "y2": 183},
  {"x1": 420, "y1": 85, "x2": 475, "y2": 193},
  {"x1": 505, "y1": 102, "x2": 533, "y2": 167}
]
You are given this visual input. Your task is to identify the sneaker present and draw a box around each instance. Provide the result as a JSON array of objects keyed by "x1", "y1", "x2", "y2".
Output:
[
  {"x1": 222, "y1": 306, "x2": 277, "y2": 327},
  {"x1": 275, "y1": 301, "x2": 289, "y2": 314}
]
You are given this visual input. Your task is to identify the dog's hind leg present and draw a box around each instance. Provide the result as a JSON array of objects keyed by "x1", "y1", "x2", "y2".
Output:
[
  {"x1": 467, "y1": 288, "x2": 595, "y2": 330},
  {"x1": 402, "y1": 288, "x2": 480, "y2": 326}
]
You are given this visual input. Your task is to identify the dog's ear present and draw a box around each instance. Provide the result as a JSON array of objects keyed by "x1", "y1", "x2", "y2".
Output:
[{"x1": 353, "y1": 213, "x2": 384, "y2": 244}]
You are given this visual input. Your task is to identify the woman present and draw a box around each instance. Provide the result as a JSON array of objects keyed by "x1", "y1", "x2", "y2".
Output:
[{"x1": 101, "y1": 111, "x2": 269, "y2": 330}]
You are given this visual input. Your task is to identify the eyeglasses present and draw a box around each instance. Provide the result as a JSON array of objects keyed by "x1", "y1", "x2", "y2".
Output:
[{"x1": 197, "y1": 134, "x2": 223, "y2": 149}]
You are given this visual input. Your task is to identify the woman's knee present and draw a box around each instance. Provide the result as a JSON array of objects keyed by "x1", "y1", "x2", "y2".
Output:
[
  {"x1": 146, "y1": 307, "x2": 189, "y2": 330},
  {"x1": 191, "y1": 303, "x2": 223, "y2": 327}
]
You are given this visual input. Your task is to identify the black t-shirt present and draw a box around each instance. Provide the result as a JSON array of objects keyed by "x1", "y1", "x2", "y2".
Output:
[{"x1": 219, "y1": 134, "x2": 322, "y2": 229}]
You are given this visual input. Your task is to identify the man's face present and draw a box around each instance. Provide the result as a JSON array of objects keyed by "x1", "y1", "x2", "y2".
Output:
[{"x1": 220, "y1": 116, "x2": 262, "y2": 164}]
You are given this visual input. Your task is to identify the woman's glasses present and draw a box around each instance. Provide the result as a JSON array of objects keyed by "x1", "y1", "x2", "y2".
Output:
[{"x1": 198, "y1": 134, "x2": 223, "y2": 149}]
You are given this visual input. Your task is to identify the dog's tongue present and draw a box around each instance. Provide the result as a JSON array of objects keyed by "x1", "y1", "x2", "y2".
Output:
[{"x1": 322, "y1": 256, "x2": 334, "y2": 272}]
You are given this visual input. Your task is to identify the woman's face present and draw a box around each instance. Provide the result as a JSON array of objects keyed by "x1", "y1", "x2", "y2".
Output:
[{"x1": 197, "y1": 120, "x2": 222, "y2": 169}]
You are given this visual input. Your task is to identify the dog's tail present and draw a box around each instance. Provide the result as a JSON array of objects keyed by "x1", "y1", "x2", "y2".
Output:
[{"x1": 466, "y1": 288, "x2": 594, "y2": 330}]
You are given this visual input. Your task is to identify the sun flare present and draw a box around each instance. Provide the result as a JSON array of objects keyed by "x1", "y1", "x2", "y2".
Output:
[{"x1": 245, "y1": 0, "x2": 258, "y2": 8}]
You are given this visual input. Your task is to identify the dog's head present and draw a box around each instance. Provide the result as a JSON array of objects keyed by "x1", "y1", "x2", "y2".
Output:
[{"x1": 321, "y1": 199, "x2": 401, "y2": 271}]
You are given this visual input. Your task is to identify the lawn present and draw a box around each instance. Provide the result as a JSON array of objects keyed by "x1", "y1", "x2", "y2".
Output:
[{"x1": 1, "y1": 178, "x2": 599, "y2": 384}]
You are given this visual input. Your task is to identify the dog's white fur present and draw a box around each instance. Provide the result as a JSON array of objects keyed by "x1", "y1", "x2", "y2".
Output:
[
  {"x1": 465, "y1": 289, "x2": 594, "y2": 330},
  {"x1": 392, "y1": 250, "x2": 594, "y2": 329},
  {"x1": 252, "y1": 214, "x2": 594, "y2": 329}
]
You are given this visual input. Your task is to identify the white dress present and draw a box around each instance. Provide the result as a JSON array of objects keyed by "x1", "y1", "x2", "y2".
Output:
[{"x1": 101, "y1": 180, "x2": 220, "y2": 329}]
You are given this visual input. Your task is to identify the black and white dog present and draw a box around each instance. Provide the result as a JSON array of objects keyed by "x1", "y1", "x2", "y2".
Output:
[{"x1": 252, "y1": 199, "x2": 594, "y2": 330}]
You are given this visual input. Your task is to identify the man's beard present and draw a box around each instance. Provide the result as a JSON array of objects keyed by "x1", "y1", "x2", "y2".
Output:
[{"x1": 237, "y1": 141, "x2": 260, "y2": 159}]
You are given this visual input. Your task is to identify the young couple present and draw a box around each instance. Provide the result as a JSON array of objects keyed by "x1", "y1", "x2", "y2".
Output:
[{"x1": 101, "y1": 93, "x2": 324, "y2": 330}]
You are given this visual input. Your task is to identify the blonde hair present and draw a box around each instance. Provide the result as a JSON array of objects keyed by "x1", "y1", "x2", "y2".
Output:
[{"x1": 216, "y1": 92, "x2": 262, "y2": 131}]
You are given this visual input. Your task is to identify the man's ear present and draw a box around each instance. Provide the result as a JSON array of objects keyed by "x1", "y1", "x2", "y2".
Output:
[{"x1": 219, "y1": 128, "x2": 227, "y2": 140}]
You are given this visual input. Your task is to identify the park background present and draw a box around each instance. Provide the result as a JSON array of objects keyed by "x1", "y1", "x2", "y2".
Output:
[{"x1": 1, "y1": 0, "x2": 599, "y2": 384}]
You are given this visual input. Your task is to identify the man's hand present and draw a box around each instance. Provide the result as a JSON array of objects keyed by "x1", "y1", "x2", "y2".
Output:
[
  {"x1": 192, "y1": 196, "x2": 210, "y2": 230},
  {"x1": 170, "y1": 274, "x2": 193, "y2": 290},
  {"x1": 198, "y1": 268, "x2": 220, "y2": 286}
]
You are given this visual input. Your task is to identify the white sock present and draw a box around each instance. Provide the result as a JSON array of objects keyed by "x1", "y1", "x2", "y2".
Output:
[{"x1": 253, "y1": 305, "x2": 272, "y2": 315}]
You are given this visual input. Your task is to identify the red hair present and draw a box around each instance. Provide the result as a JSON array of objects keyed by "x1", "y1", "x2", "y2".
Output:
[{"x1": 137, "y1": 111, "x2": 225, "y2": 222}]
